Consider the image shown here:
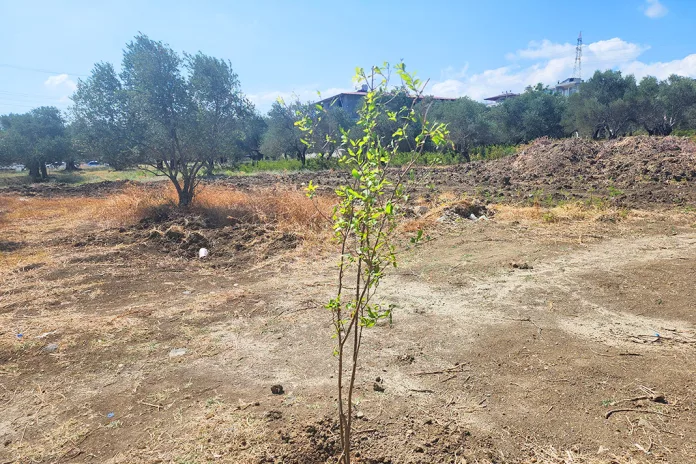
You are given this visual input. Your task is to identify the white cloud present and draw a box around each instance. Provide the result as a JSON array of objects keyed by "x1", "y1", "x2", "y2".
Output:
[
  {"x1": 429, "y1": 37, "x2": 696, "y2": 101},
  {"x1": 622, "y1": 54, "x2": 696, "y2": 80},
  {"x1": 507, "y1": 39, "x2": 575, "y2": 60},
  {"x1": 440, "y1": 64, "x2": 470, "y2": 80},
  {"x1": 44, "y1": 74, "x2": 77, "y2": 92},
  {"x1": 643, "y1": 0, "x2": 668, "y2": 19}
]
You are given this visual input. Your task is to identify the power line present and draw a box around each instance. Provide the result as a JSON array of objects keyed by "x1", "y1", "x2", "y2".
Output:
[
  {"x1": 0, "y1": 102, "x2": 50, "y2": 110},
  {"x1": 0, "y1": 91, "x2": 67, "y2": 101},
  {"x1": 0, "y1": 63, "x2": 88, "y2": 77},
  {"x1": 0, "y1": 97, "x2": 67, "y2": 106}
]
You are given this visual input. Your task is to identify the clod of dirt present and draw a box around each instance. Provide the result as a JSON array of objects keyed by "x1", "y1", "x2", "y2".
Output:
[
  {"x1": 271, "y1": 384, "x2": 284, "y2": 395},
  {"x1": 651, "y1": 393, "x2": 667, "y2": 404},
  {"x1": 450, "y1": 201, "x2": 490, "y2": 219},
  {"x1": 437, "y1": 200, "x2": 494, "y2": 224},
  {"x1": 265, "y1": 410, "x2": 283, "y2": 421},
  {"x1": 0, "y1": 240, "x2": 24, "y2": 252},
  {"x1": 373, "y1": 376, "x2": 385, "y2": 392},
  {"x1": 415, "y1": 205, "x2": 429, "y2": 216},
  {"x1": 164, "y1": 225, "x2": 186, "y2": 242},
  {"x1": 511, "y1": 262, "x2": 533, "y2": 270},
  {"x1": 147, "y1": 229, "x2": 164, "y2": 240},
  {"x1": 396, "y1": 354, "x2": 416, "y2": 365}
]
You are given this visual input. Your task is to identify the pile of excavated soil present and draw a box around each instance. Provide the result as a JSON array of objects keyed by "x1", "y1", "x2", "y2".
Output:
[
  {"x1": 400, "y1": 135, "x2": 696, "y2": 207},
  {"x1": 210, "y1": 136, "x2": 696, "y2": 208},
  {"x1": 477, "y1": 136, "x2": 696, "y2": 205}
]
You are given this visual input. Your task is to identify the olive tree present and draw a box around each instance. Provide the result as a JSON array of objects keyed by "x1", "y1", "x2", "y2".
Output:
[
  {"x1": 429, "y1": 96, "x2": 496, "y2": 160},
  {"x1": 72, "y1": 34, "x2": 252, "y2": 205},
  {"x1": 261, "y1": 99, "x2": 309, "y2": 164},
  {"x1": 563, "y1": 70, "x2": 638, "y2": 139},
  {"x1": 0, "y1": 107, "x2": 69, "y2": 180},
  {"x1": 637, "y1": 75, "x2": 696, "y2": 136}
]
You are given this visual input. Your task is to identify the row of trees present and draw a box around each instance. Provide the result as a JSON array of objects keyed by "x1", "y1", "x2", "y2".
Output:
[
  {"x1": 2, "y1": 34, "x2": 696, "y2": 204},
  {"x1": 260, "y1": 70, "x2": 696, "y2": 163}
]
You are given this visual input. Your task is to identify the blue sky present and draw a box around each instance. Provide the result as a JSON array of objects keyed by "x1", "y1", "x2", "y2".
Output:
[{"x1": 1, "y1": 0, "x2": 695, "y2": 114}]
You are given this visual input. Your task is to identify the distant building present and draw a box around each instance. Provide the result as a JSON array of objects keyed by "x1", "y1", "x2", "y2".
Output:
[
  {"x1": 484, "y1": 91, "x2": 520, "y2": 105},
  {"x1": 555, "y1": 77, "x2": 582, "y2": 96},
  {"x1": 316, "y1": 84, "x2": 456, "y2": 119}
]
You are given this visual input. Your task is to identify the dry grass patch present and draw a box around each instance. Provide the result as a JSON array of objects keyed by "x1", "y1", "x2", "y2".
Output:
[
  {"x1": 193, "y1": 185, "x2": 334, "y2": 235},
  {"x1": 492, "y1": 202, "x2": 631, "y2": 224},
  {"x1": 1, "y1": 183, "x2": 335, "y2": 237}
]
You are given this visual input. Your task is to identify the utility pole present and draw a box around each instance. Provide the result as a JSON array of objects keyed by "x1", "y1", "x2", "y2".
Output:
[{"x1": 573, "y1": 32, "x2": 583, "y2": 80}]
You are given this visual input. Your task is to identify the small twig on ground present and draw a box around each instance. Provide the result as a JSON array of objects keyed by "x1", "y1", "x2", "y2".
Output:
[
  {"x1": 605, "y1": 408, "x2": 670, "y2": 419},
  {"x1": 414, "y1": 363, "x2": 468, "y2": 376},
  {"x1": 508, "y1": 316, "x2": 542, "y2": 335},
  {"x1": 440, "y1": 375, "x2": 457, "y2": 383},
  {"x1": 354, "y1": 428, "x2": 378, "y2": 434},
  {"x1": 610, "y1": 396, "x2": 650, "y2": 406},
  {"x1": 274, "y1": 299, "x2": 319, "y2": 319},
  {"x1": 138, "y1": 400, "x2": 162, "y2": 410},
  {"x1": 410, "y1": 389, "x2": 435, "y2": 394},
  {"x1": 545, "y1": 405, "x2": 554, "y2": 413},
  {"x1": 590, "y1": 349, "x2": 643, "y2": 357}
]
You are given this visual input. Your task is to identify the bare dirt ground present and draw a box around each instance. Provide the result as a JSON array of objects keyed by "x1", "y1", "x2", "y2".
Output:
[
  {"x1": 2, "y1": 135, "x2": 696, "y2": 464},
  {"x1": 1, "y1": 183, "x2": 695, "y2": 464}
]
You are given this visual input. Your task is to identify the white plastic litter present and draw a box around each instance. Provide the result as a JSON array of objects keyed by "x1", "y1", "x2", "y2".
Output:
[
  {"x1": 469, "y1": 213, "x2": 477, "y2": 220},
  {"x1": 199, "y1": 247, "x2": 209, "y2": 258},
  {"x1": 169, "y1": 348, "x2": 188, "y2": 357}
]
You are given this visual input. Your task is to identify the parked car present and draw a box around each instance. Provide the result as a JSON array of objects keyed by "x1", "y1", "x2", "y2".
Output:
[{"x1": 86, "y1": 161, "x2": 100, "y2": 166}]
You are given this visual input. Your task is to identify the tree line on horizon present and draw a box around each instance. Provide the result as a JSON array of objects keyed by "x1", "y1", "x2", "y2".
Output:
[{"x1": 1, "y1": 34, "x2": 696, "y2": 203}]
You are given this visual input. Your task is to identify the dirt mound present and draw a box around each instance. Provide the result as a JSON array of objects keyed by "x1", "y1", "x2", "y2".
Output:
[
  {"x1": 147, "y1": 225, "x2": 211, "y2": 257},
  {"x1": 486, "y1": 136, "x2": 696, "y2": 205},
  {"x1": 394, "y1": 136, "x2": 696, "y2": 207},
  {"x1": 509, "y1": 136, "x2": 696, "y2": 185}
]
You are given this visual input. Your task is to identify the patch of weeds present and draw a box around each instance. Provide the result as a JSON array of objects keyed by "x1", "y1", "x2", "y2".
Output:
[
  {"x1": 601, "y1": 399, "x2": 614, "y2": 407},
  {"x1": 584, "y1": 196, "x2": 609, "y2": 210},
  {"x1": 205, "y1": 396, "x2": 223, "y2": 408},
  {"x1": 607, "y1": 185, "x2": 624, "y2": 198},
  {"x1": 542, "y1": 212, "x2": 559, "y2": 223},
  {"x1": 107, "y1": 420, "x2": 122, "y2": 429},
  {"x1": 13, "y1": 341, "x2": 36, "y2": 352}
]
